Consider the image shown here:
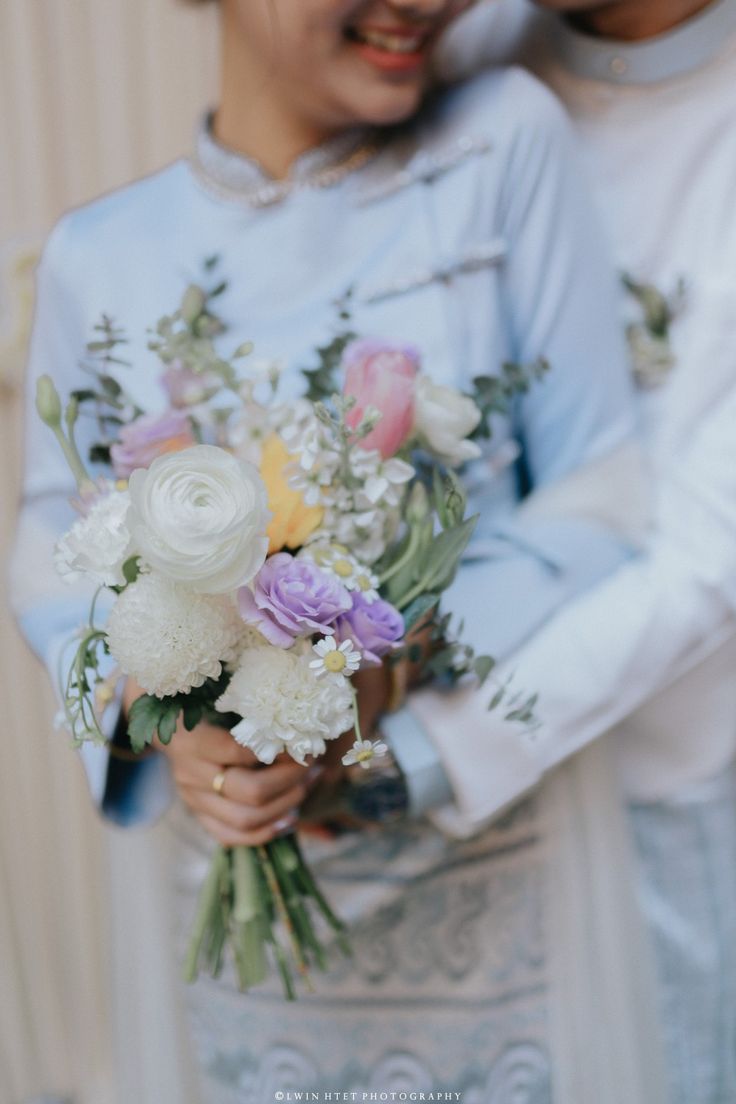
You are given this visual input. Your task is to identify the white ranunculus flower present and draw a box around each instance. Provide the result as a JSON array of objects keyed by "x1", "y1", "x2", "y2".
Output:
[
  {"x1": 54, "y1": 489, "x2": 133, "y2": 587},
  {"x1": 413, "y1": 376, "x2": 482, "y2": 467},
  {"x1": 128, "y1": 444, "x2": 270, "y2": 594},
  {"x1": 106, "y1": 572, "x2": 244, "y2": 698},
  {"x1": 216, "y1": 645, "x2": 354, "y2": 765}
]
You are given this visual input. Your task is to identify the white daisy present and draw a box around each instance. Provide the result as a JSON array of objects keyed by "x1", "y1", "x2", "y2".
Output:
[
  {"x1": 342, "y1": 738, "x2": 389, "y2": 770},
  {"x1": 300, "y1": 543, "x2": 380, "y2": 601},
  {"x1": 310, "y1": 636, "x2": 362, "y2": 679}
]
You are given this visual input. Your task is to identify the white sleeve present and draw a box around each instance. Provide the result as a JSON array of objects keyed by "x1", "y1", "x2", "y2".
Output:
[{"x1": 404, "y1": 378, "x2": 736, "y2": 837}]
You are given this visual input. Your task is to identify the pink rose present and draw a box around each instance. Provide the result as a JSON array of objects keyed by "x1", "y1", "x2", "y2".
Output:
[
  {"x1": 342, "y1": 339, "x2": 419, "y2": 459},
  {"x1": 110, "y1": 410, "x2": 196, "y2": 478}
]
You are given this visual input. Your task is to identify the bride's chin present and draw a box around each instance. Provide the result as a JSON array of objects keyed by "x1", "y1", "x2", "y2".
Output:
[{"x1": 345, "y1": 82, "x2": 427, "y2": 128}]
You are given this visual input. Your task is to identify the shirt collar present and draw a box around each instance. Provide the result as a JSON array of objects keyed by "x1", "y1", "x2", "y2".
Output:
[
  {"x1": 550, "y1": 0, "x2": 736, "y2": 85},
  {"x1": 193, "y1": 112, "x2": 371, "y2": 199}
]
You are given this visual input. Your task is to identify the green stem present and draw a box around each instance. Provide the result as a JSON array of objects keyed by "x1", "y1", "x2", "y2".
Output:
[
  {"x1": 50, "y1": 423, "x2": 91, "y2": 490},
  {"x1": 258, "y1": 843, "x2": 313, "y2": 991},
  {"x1": 183, "y1": 847, "x2": 227, "y2": 983},
  {"x1": 349, "y1": 684, "x2": 363, "y2": 743},
  {"x1": 396, "y1": 574, "x2": 430, "y2": 612},
  {"x1": 232, "y1": 846, "x2": 268, "y2": 990},
  {"x1": 290, "y1": 837, "x2": 351, "y2": 956},
  {"x1": 232, "y1": 845, "x2": 260, "y2": 923},
  {"x1": 378, "y1": 522, "x2": 421, "y2": 586}
]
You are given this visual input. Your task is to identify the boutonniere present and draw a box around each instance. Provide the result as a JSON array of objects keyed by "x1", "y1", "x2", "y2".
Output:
[{"x1": 623, "y1": 273, "x2": 687, "y2": 390}]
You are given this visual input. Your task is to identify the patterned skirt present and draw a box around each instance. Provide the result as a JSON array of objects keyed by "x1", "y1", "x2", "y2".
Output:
[{"x1": 167, "y1": 798, "x2": 554, "y2": 1103}]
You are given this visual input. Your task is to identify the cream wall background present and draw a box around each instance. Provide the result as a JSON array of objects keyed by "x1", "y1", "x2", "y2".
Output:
[{"x1": 1, "y1": 2, "x2": 219, "y2": 1101}]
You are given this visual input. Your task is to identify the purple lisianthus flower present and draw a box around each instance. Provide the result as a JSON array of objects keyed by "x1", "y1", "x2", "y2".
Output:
[
  {"x1": 334, "y1": 591, "x2": 405, "y2": 667},
  {"x1": 237, "y1": 552, "x2": 352, "y2": 649},
  {"x1": 110, "y1": 410, "x2": 195, "y2": 478}
]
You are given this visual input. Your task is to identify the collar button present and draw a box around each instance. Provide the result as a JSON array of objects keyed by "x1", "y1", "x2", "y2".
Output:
[{"x1": 609, "y1": 55, "x2": 630, "y2": 77}]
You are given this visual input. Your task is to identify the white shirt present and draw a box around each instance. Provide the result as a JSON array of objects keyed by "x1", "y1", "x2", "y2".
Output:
[{"x1": 408, "y1": 0, "x2": 736, "y2": 834}]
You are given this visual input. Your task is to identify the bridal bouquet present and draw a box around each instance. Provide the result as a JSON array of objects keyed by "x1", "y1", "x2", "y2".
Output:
[{"x1": 36, "y1": 268, "x2": 540, "y2": 998}]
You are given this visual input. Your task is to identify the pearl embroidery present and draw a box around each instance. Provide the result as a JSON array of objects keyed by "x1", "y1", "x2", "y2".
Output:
[
  {"x1": 359, "y1": 237, "x2": 507, "y2": 304},
  {"x1": 357, "y1": 134, "x2": 492, "y2": 205}
]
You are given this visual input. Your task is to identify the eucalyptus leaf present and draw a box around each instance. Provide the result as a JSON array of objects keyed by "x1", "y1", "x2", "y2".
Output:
[
  {"x1": 488, "y1": 686, "x2": 506, "y2": 712},
  {"x1": 402, "y1": 593, "x2": 439, "y2": 632},
  {"x1": 473, "y1": 654, "x2": 496, "y2": 685}
]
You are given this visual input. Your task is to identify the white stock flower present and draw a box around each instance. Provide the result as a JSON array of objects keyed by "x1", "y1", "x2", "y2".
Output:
[
  {"x1": 229, "y1": 400, "x2": 270, "y2": 465},
  {"x1": 128, "y1": 444, "x2": 270, "y2": 593},
  {"x1": 216, "y1": 646, "x2": 354, "y2": 765},
  {"x1": 106, "y1": 573, "x2": 244, "y2": 697},
  {"x1": 342, "y1": 738, "x2": 389, "y2": 770},
  {"x1": 238, "y1": 357, "x2": 284, "y2": 402},
  {"x1": 310, "y1": 636, "x2": 361, "y2": 679},
  {"x1": 413, "y1": 376, "x2": 482, "y2": 467},
  {"x1": 354, "y1": 455, "x2": 414, "y2": 509},
  {"x1": 54, "y1": 489, "x2": 133, "y2": 587},
  {"x1": 287, "y1": 453, "x2": 339, "y2": 507}
]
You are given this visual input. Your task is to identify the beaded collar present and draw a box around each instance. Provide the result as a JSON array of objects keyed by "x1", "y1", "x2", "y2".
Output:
[{"x1": 190, "y1": 112, "x2": 381, "y2": 207}]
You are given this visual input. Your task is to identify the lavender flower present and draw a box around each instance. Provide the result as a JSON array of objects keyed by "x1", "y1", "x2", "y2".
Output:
[
  {"x1": 238, "y1": 552, "x2": 352, "y2": 648},
  {"x1": 334, "y1": 591, "x2": 404, "y2": 667}
]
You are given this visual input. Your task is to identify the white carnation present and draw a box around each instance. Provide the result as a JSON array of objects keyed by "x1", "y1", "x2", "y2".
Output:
[
  {"x1": 54, "y1": 489, "x2": 133, "y2": 587},
  {"x1": 216, "y1": 646, "x2": 353, "y2": 765},
  {"x1": 128, "y1": 444, "x2": 270, "y2": 594},
  {"x1": 106, "y1": 572, "x2": 244, "y2": 697},
  {"x1": 413, "y1": 376, "x2": 482, "y2": 467}
]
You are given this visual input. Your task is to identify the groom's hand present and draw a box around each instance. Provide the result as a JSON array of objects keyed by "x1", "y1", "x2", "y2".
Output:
[{"x1": 122, "y1": 679, "x2": 320, "y2": 847}]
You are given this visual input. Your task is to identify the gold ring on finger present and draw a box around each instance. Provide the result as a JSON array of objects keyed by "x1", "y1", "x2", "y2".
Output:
[{"x1": 211, "y1": 769, "x2": 228, "y2": 796}]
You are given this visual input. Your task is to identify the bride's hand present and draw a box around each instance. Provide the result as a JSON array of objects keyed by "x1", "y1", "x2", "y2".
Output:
[{"x1": 122, "y1": 679, "x2": 319, "y2": 847}]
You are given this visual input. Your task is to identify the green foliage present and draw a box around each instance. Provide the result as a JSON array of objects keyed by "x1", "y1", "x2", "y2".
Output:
[
  {"x1": 125, "y1": 670, "x2": 233, "y2": 753},
  {"x1": 623, "y1": 273, "x2": 686, "y2": 340},
  {"x1": 301, "y1": 329, "x2": 357, "y2": 403},
  {"x1": 147, "y1": 271, "x2": 236, "y2": 384},
  {"x1": 127, "y1": 695, "x2": 179, "y2": 752},
  {"x1": 432, "y1": 468, "x2": 466, "y2": 530},
  {"x1": 300, "y1": 294, "x2": 356, "y2": 402},
  {"x1": 59, "y1": 626, "x2": 109, "y2": 746},
  {"x1": 470, "y1": 358, "x2": 549, "y2": 441},
  {"x1": 401, "y1": 592, "x2": 439, "y2": 633}
]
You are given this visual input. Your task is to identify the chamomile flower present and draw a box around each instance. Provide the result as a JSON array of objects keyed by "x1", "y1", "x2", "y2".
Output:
[
  {"x1": 300, "y1": 543, "x2": 380, "y2": 601},
  {"x1": 310, "y1": 636, "x2": 361, "y2": 679},
  {"x1": 341, "y1": 738, "x2": 389, "y2": 770}
]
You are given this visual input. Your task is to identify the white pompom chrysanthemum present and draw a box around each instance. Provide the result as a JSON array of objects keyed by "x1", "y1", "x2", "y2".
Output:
[
  {"x1": 54, "y1": 489, "x2": 133, "y2": 587},
  {"x1": 106, "y1": 572, "x2": 244, "y2": 697},
  {"x1": 216, "y1": 646, "x2": 354, "y2": 765}
]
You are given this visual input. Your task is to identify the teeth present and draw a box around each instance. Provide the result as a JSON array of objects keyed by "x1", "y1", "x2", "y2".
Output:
[{"x1": 355, "y1": 29, "x2": 425, "y2": 54}]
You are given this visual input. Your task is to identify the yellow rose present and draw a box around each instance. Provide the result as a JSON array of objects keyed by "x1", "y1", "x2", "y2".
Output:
[{"x1": 259, "y1": 434, "x2": 323, "y2": 553}]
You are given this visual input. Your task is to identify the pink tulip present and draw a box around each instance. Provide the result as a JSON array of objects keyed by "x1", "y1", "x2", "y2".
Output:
[{"x1": 342, "y1": 339, "x2": 419, "y2": 459}]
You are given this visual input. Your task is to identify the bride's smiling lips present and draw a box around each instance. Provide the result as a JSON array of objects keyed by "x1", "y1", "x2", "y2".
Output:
[{"x1": 344, "y1": 22, "x2": 436, "y2": 73}]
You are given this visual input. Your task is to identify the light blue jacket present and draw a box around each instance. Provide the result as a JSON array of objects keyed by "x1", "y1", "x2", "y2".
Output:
[{"x1": 11, "y1": 69, "x2": 637, "y2": 826}]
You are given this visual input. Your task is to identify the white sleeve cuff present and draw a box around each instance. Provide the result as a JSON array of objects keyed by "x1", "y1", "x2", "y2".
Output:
[{"x1": 407, "y1": 685, "x2": 544, "y2": 839}]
